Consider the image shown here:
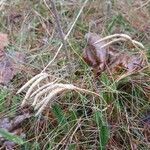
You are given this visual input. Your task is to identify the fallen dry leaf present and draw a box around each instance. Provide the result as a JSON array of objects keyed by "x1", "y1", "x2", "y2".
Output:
[
  {"x1": 0, "y1": 106, "x2": 32, "y2": 149},
  {"x1": 83, "y1": 32, "x2": 146, "y2": 76},
  {"x1": 0, "y1": 32, "x2": 25, "y2": 84},
  {"x1": 0, "y1": 106, "x2": 32, "y2": 132},
  {"x1": 0, "y1": 52, "x2": 25, "y2": 84},
  {"x1": 116, "y1": 0, "x2": 150, "y2": 32},
  {"x1": 83, "y1": 33, "x2": 109, "y2": 75},
  {"x1": 108, "y1": 53, "x2": 145, "y2": 73}
]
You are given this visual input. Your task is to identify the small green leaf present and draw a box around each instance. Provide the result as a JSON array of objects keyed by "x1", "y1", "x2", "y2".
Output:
[{"x1": 0, "y1": 128, "x2": 24, "y2": 145}]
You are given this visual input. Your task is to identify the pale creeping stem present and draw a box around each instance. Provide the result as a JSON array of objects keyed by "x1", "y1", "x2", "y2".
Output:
[
  {"x1": 32, "y1": 84, "x2": 59, "y2": 107},
  {"x1": 17, "y1": 73, "x2": 48, "y2": 94},
  {"x1": 35, "y1": 88, "x2": 64, "y2": 116},
  {"x1": 21, "y1": 73, "x2": 49, "y2": 106},
  {"x1": 94, "y1": 34, "x2": 145, "y2": 50},
  {"x1": 30, "y1": 79, "x2": 58, "y2": 98}
]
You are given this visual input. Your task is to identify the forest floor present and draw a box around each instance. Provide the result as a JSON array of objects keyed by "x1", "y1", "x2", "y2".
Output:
[{"x1": 0, "y1": 0, "x2": 150, "y2": 149}]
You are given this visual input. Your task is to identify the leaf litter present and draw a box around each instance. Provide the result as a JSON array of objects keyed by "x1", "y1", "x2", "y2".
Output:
[
  {"x1": 0, "y1": 106, "x2": 33, "y2": 149},
  {"x1": 116, "y1": 0, "x2": 150, "y2": 32},
  {"x1": 0, "y1": 32, "x2": 29, "y2": 149},
  {"x1": 83, "y1": 32, "x2": 147, "y2": 78},
  {"x1": 0, "y1": 32, "x2": 25, "y2": 85}
]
